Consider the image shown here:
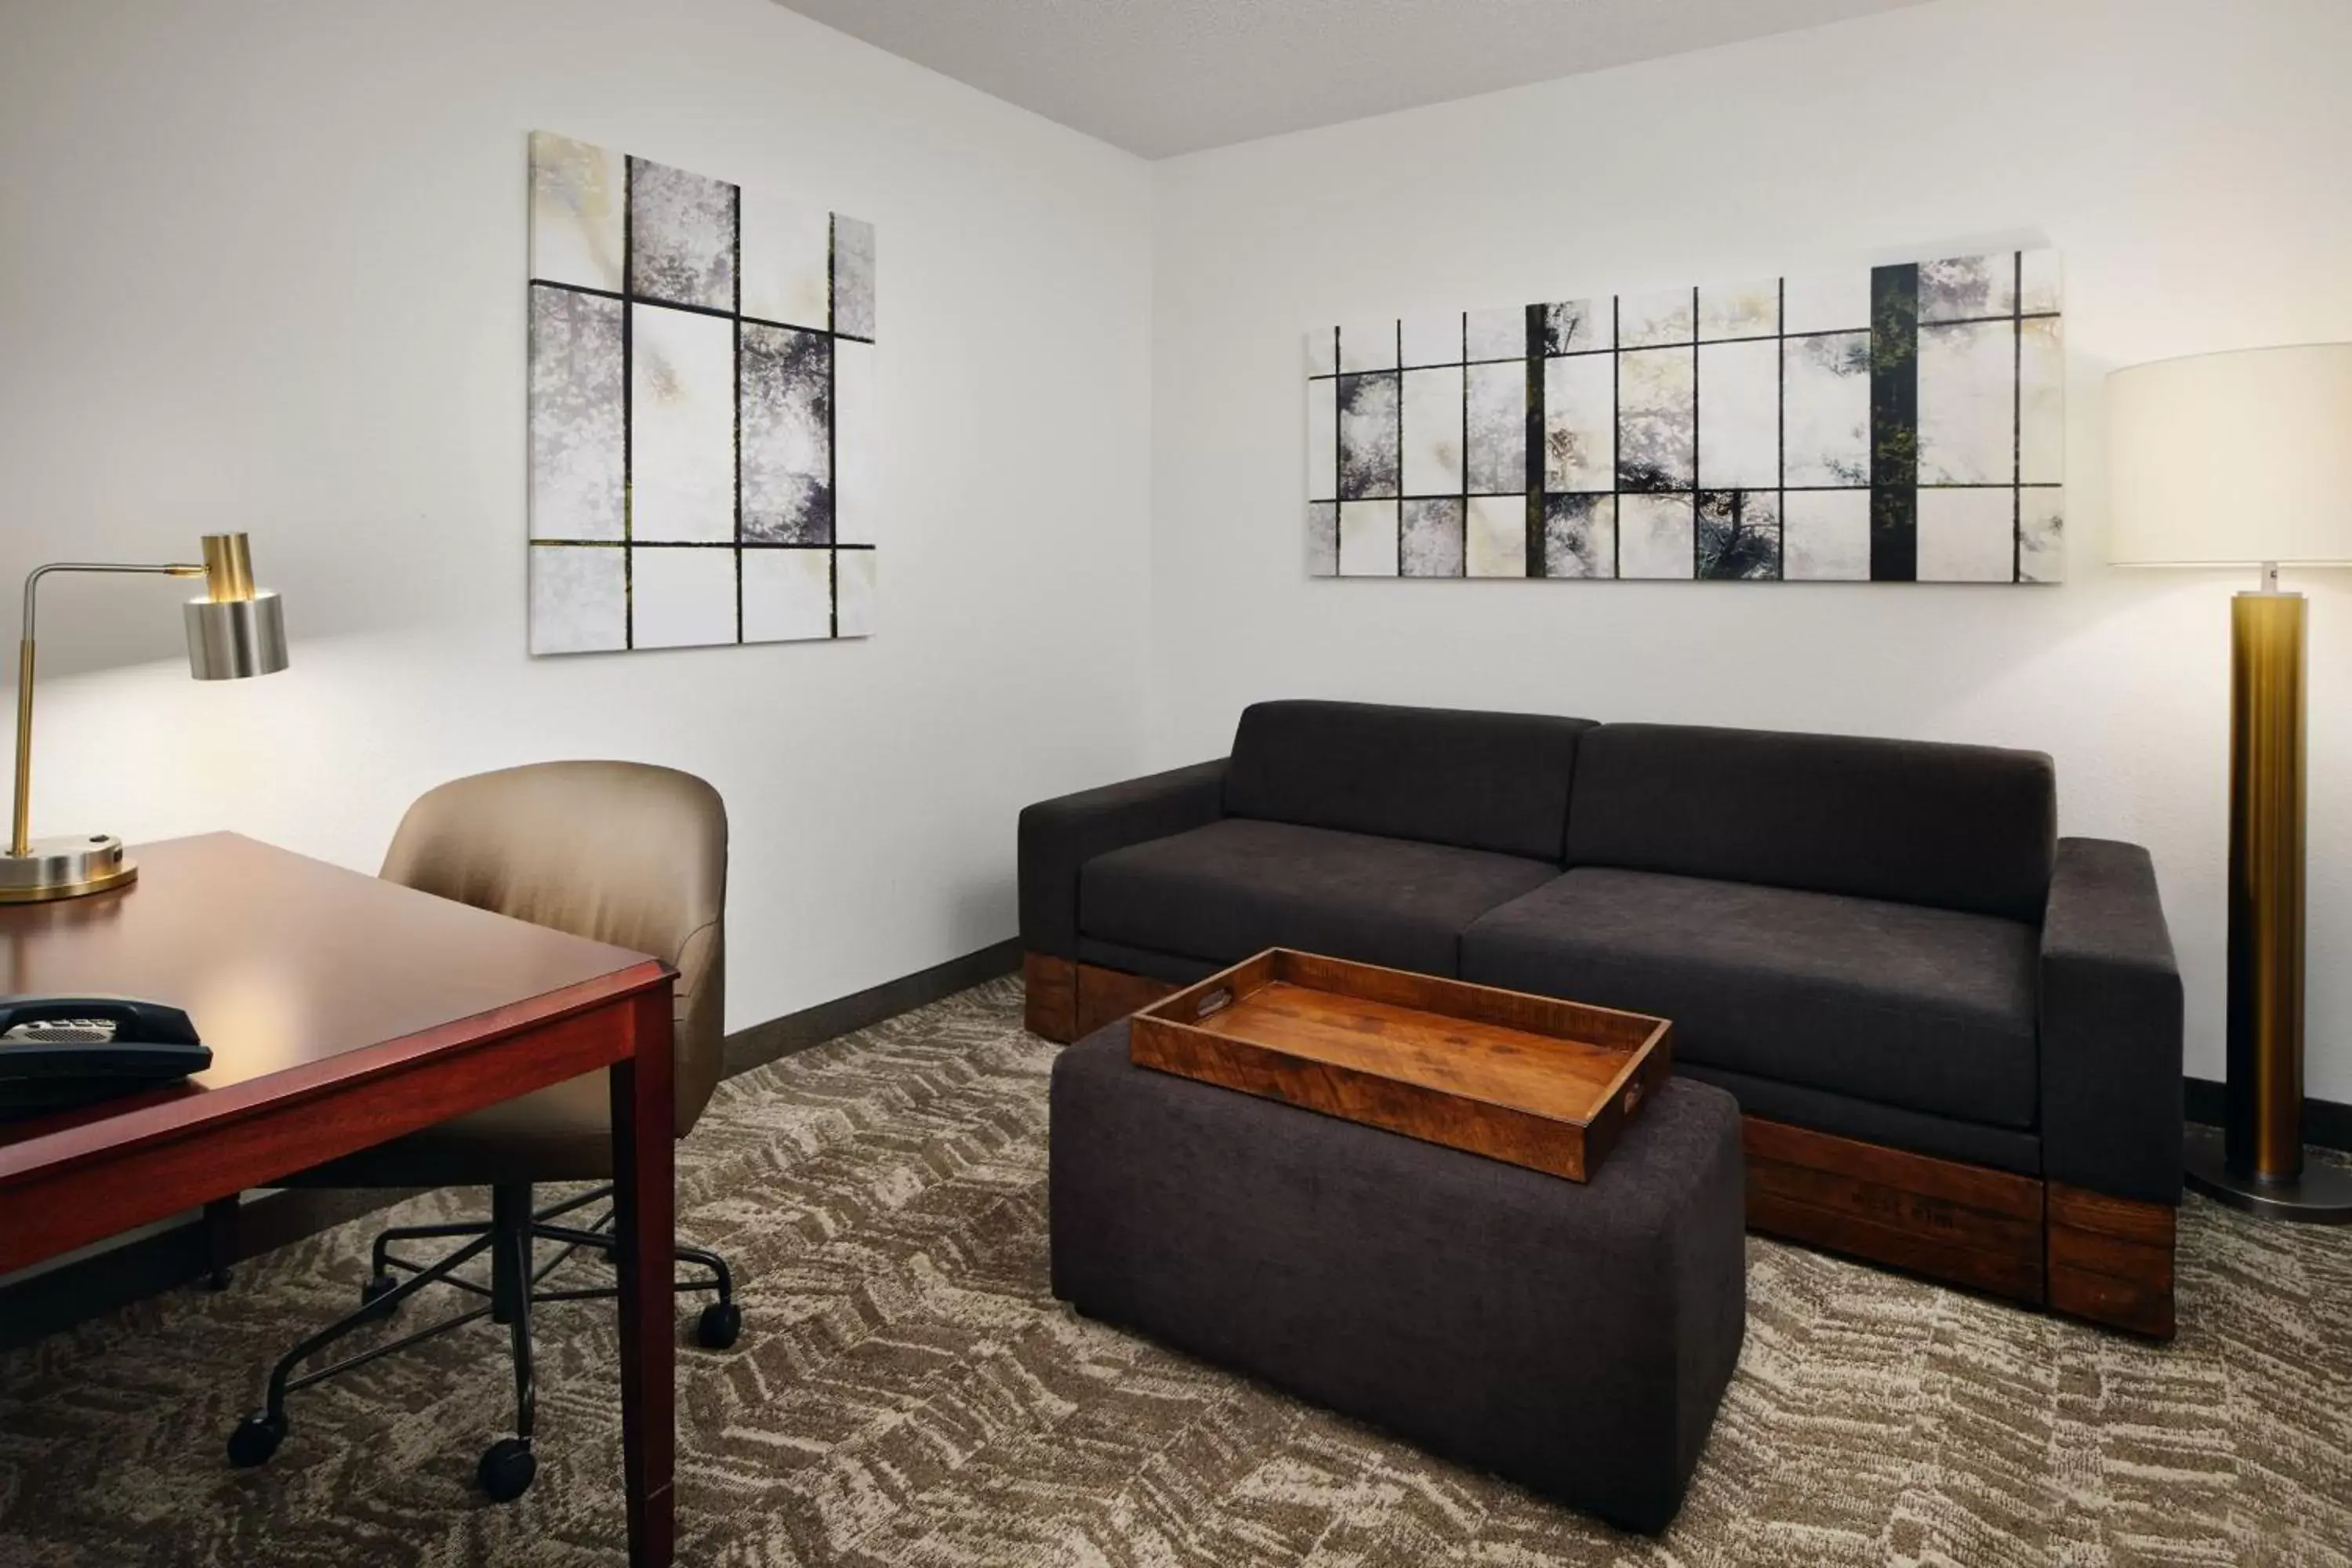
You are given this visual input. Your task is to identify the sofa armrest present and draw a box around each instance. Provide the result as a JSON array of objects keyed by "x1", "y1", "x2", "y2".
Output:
[
  {"x1": 1018, "y1": 760, "x2": 1228, "y2": 960},
  {"x1": 2039, "y1": 837, "x2": 2183, "y2": 1204}
]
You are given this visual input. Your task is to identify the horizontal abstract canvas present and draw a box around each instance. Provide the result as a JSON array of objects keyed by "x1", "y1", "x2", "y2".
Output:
[
  {"x1": 1305, "y1": 250, "x2": 2062, "y2": 583},
  {"x1": 528, "y1": 131, "x2": 878, "y2": 653}
]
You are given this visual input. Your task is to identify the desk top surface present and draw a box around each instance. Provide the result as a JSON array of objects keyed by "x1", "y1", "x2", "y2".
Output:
[{"x1": 0, "y1": 833, "x2": 663, "y2": 1158}]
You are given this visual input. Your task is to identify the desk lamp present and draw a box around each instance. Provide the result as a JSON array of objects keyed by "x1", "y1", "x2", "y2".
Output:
[
  {"x1": 2107, "y1": 343, "x2": 2352, "y2": 1221},
  {"x1": 3, "y1": 532, "x2": 288, "y2": 902}
]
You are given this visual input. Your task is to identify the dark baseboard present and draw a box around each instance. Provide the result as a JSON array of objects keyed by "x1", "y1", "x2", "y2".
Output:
[
  {"x1": 2183, "y1": 1076, "x2": 2352, "y2": 1153},
  {"x1": 720, "y1": 935, "x2": 1022, "y2": 1076},
  {"x1": 0, "y1": 938, "x2": 1020, "y2": 1351}
]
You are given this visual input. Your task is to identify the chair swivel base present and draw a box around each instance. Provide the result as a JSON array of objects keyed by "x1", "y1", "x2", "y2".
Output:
[
  {"x1": 225, "y1": 1185, "x2": 741, "y2": 1502},
  {"x1": 2183, "y1": 1124, "x2": 2352, "y2": 1223}
]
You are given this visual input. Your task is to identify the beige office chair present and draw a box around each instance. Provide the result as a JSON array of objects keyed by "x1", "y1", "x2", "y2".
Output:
[{"x1": 224, "y1": 761, "x2": 731, "y2": 1504}]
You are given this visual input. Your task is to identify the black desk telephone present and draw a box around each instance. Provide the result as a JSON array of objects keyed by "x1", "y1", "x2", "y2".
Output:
[{"x1": 0, "y1": 996, "x2": 212, "y2": 1120}]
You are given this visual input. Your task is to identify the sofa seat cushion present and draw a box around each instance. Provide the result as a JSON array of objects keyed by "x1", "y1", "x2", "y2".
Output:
[
  {"x1": 1080, "y1": 818, "x2": 1560, "y2": 978},
  {"x1": 1461, "y1": 868, "x2": 2040, "y2": 1130}
]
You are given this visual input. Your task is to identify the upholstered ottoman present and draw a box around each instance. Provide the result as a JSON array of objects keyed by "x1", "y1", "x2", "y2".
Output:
[{"x1": 1048, "y1": 1020, "x2": 1747, "y2": 1534}]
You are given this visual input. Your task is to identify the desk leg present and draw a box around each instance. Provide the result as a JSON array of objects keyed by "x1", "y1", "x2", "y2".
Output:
[
  {"x1": 202, "y1": 1196, "x2": 239, "y2": 1290},
  {"x1": 611, "y1": 989, "x2": 677, "y2": 1567}
]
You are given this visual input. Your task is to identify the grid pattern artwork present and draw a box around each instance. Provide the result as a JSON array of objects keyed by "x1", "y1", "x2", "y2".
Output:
[
  {"x1": 1305, "y1": 250, "x2": 2062, "y2": 583},
  {"x1": 528, "y1": 131, "x2": 877, "y2": 654}
]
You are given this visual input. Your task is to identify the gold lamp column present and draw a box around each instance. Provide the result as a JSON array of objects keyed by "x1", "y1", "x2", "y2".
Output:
[
  {"x1": 2229, "y1": 590, "x2": 2307, "y2": 1186},
  {"x1": 2109, "y1": 343, "x2": 2352, "y2": 1221},
  {"x1": 3, "y1": 532, "x2": 289, "y2": 902}
]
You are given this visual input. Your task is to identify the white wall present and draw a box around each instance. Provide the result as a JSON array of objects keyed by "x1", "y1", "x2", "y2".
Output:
[
  {"x1": 0, "y1": 0, "x2": 1156, "y2": 1030},
  {"x1": 1149, "y1": 0, "x2": 2352, "y2": 1098}
]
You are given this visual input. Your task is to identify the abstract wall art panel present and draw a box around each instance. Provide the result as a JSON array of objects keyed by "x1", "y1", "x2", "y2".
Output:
[
  {"x1": 528, "y1": 130, "x2": 877, "y2": 653},
  {"x1": 1303, "y1": 249, "x2": 2062, "y2": 583}
]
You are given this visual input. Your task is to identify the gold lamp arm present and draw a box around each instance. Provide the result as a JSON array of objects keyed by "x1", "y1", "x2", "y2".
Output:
[{"x1": 12, "y1": 561, "x2": 205, "y2": 858}]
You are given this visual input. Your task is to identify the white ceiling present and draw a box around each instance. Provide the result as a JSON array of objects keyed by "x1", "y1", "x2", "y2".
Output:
[{"x1": 767, "y1": 0, "x2": 1933, "y2": 158}]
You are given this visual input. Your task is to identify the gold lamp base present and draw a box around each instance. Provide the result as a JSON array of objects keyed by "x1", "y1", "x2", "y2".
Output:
[
  {"x1": 2185, "y1": 1125, "x2": 2352, "y2": 1221},
  {"x1": 0, "y1": 833, "x2": 138, "y2": 902}
]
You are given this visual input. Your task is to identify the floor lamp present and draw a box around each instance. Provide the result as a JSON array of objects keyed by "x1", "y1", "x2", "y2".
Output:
[{"x1": 2108, "y1": 343, "x2": 2352, "y2": 1221}]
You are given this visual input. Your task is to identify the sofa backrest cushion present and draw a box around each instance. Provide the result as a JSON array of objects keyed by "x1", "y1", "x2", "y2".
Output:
[
  {"x1": 1225, "y1": 700, "x2": 1595, "y2": 862},
  {"x1": 1565, "y1": 723, "x2": 2056, "y2": 922}
]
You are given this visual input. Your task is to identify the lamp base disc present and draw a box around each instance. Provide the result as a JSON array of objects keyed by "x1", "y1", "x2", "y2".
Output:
[
  {"x1": 2184, "y1": 1123, "x2": 2352, "y2": 1223},
  {"x1": 0, "y1": 834, "x2": 139, "y2": 903}
]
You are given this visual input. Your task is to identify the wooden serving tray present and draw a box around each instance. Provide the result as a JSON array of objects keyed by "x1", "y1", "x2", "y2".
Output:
[{"x1": 1128, "y1": 949, "x2": 1671, "y2": 1182}]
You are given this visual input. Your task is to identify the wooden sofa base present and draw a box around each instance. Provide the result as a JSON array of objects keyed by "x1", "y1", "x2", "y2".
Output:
[
  {"x1": 1747, "y1": 1118, "x2": 2176, "y2": 1338},
  {"x1": 2045, "y1": 1181, "x2": 2177, "y2": 1339},
  {"x1": 1024, "y1": 954, "x2": 1180, "y2": 1044},
  {"x1": 1022, "y1": 955, "x2": 2176, "y2": 1340}
]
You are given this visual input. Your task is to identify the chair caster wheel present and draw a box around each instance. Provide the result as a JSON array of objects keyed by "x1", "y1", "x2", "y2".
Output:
[
  {"x1": 226, "y1": 1412, "x2": 285, "y2": 1468},
  {"x1": 358, "y1": 1273, "x2": 399, "y2": 1319},
  {"x1": 696, "y1": 1301, "x2": 742, "y2": 1350},
  {"x1": 477, "y1": 1436, "x2": 536, "y2": 1503}
]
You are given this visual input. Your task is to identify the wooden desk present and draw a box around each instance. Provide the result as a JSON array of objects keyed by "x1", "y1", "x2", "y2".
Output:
[{"x1": 0, "y1": 833, "x2": 680, "y2": 1565}]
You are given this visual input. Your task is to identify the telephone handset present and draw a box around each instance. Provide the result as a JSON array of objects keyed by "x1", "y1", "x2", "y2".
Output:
[{"x1": 0, "y1": 995, "x2": 212, "y2": 1119}]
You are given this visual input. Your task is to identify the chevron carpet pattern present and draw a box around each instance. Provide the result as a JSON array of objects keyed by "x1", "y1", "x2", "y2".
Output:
[{"x1": 4, "y1": 975, "x2": 2350, "y2": 1566}]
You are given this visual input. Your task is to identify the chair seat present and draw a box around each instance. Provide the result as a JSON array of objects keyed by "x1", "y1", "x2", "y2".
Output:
[
  {"x1": 288, "y1": 1071, "x2": 622, "y2": 1188},
  {"x1": 1080, "y1": 818, "x2": 1559, "y2": 977},
  {"x1": 1461, "y1": 868, "x2": 2040, "y2": 1130}
]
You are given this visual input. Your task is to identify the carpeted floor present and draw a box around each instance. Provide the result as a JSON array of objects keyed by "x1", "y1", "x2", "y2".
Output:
[{"x1": 3, "y1": 975, "x2": 2350, "y2": 1566}]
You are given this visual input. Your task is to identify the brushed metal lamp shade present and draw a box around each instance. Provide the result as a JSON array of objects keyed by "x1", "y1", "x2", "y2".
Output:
[
  {"x1": 183, "y1": 528, "x2": 289, "y2": 681},
  {"x1": 2107, "y1": 342, "x2": 2352, "y2": 1221},
  {"x1": 186, "y1": 591, "x2": 289, "y2": 681},
  {"x1": 2, "y1": 532, "x2": 288, "y2": 903}
]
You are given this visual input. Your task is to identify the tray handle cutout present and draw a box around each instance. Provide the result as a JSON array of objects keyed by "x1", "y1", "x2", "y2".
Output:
[{"x1": 1193, "y1": 987, "x2": 1233, "y2": 1021}]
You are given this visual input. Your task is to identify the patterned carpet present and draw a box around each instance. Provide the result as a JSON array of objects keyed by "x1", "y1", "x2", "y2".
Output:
[{"x1": 3, "y1": 975, "x2": 2350, "y2": 1566}]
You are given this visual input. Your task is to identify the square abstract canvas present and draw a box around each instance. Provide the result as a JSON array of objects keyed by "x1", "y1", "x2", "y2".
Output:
[
  {"x1": 1306, "y1": 250, "x2": 2061, "y2": 583},
  {"x1": 528, "y1": 131, "x2": 878, "y2": 653}
]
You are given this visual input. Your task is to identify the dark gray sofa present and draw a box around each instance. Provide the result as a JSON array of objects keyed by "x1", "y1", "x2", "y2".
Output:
[{"x1": 1020, "y1": 699, "x2": 2184, "y2": 1338}]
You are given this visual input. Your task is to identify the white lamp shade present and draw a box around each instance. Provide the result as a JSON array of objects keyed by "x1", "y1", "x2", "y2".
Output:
[{"x1": 2106, "y1": 342, "x2": 2352, "y2": 566}]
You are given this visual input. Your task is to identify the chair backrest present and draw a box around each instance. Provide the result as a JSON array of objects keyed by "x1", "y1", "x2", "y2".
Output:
[
  {"x1": 1225, "y1": 699, "x2": 1595, "y2": 862},
  {"x1": 1565, "y1": 722, "x2": 2055, "y2": 922},
  {"x1": 381, "y1": 760, "x2": 728, "y2": 1136}
]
